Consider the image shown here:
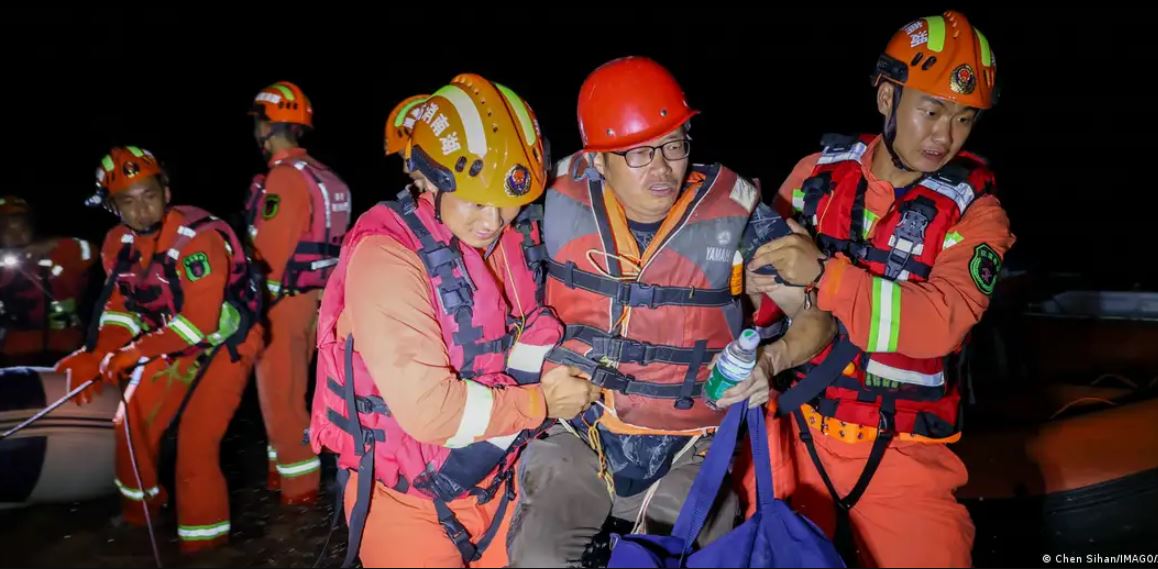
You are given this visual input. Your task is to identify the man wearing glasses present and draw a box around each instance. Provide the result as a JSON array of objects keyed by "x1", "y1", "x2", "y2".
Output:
[{"x1": 506, "y1": 56, "x2": 835, "y2": 566}]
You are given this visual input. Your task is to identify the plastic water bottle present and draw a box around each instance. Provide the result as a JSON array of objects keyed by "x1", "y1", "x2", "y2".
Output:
[{"x1": 705, "y1": 328, "x2": 761, "y2": 409}]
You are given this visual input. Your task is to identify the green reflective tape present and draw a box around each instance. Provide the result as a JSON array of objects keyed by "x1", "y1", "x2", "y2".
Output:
[
  {"x1": 116, "y1": 479, "x2": 160, "y2": 501},
  {"x1": 273, "y1": 84, "x2": 295, "y2": 101},
  {"x1": 925, "y1": 16, "x2": 946, "y2": 53},
  {"x1": 393, "y1": 98, "x2": 426, "y2": 128},
  {"x1": 276, "y1": 457, "x2": 322, "y2": 478},
  {"x1": 496, "y1": 83, "x2": 537, "y2": 145},
  {"x1": 869, "y1": 278, "x2": 902, "y2": 353},
  {"x1": 887, "y1": 281, "x2": 902, "y2": 352},
  {"x1": 863, "y1": 210, "x2": 880, "y2": 238},
  {"x1": 50, "y1": 298, "x2": 77, "y2": 314},
  {"x1": 101, "y1": 312, "x2": 142, "y2": 336},
  {"x1": 869, "y1": 278, "x2": 884, "y2": 351},
  {"x1": 170, "y1": 315, "x2": 205, "y2": 345},
  {"x1": 206, "y1": 303, "x2": 242, "y2": 346},
  {"x1": 976, "y1": 29, "x2": 992, "y2": 67},
  {"x1": 792, "y1": 188, "x2": 805, "y2": 212},
  {"x1": 178, "y1": 521, "x2": 231, "y2": 541}
]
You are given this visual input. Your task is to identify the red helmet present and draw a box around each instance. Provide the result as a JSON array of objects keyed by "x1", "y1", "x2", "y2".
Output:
[
  {"x1": 578, "y1": 56, "x2": 698, "y2": 152},
  {"x1": 0, "y1": 195, "x2": 30, "y2": 217}
]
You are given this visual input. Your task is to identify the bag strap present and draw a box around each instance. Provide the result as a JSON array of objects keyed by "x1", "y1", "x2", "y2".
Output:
[
  {"x1": 670, "y1": 402, "x2": 745, "y2": 551},
  {"x1": 747, "y1": 405, "x2": 777, "y2": 514}
]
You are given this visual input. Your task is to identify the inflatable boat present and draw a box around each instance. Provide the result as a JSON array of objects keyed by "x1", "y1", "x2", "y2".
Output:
[
  {"x1": 958, "y1": 288, "x2": 1158, "y2": 562},
  {"x1": 0, "y1": 367, "x2": 117, "y2": 509}
]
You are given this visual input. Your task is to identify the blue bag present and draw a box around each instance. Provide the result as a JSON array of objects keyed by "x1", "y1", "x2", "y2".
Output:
[{"x1": 608, "y1": 403, "x2": 846, "y2": 568}]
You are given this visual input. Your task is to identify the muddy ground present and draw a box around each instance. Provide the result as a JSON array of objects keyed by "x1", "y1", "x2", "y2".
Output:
[{"x1": 0, "y1": 385, "x2": 350, "y2": 569}]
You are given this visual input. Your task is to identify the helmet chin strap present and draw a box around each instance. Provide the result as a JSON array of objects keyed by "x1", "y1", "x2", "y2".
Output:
[
  {"x1": 434, "y1": 190, "x2": 445, "y2": 224},
  {"x1": 257, "y1": 131, "x2": 276, "y2": 161},
  {"x1": 124, "y1": 205, "x2": 169, "y2": 236},
  {"x1": 132, "y1": 222, "x2": 163, "y2": 236},
  {"x1": 256, "y1": 121, "x2": 289, "y2": 161},
  {"x1": 882, "y1": 86, "x2": 914, "y2": 173}
]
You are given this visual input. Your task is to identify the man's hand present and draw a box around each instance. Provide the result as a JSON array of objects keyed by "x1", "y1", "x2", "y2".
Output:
[
  {"x1": 714, "y1": 343, "x2": 787, "y2": 409},
  {"x1": 747, "y1": 219, "x2": 825, "y2": 290},
  {"x1": 100, "y1": 346, "x2": 143, "y2": 385},
  {"x1": 540, "y1": 365, "x2": 601, "y2": 419},
  {"x1": 56, "y1": 349, "x2": 105, "y2": 406}
]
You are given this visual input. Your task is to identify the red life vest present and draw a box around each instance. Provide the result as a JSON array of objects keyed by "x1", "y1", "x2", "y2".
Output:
[
  {"x1": 0, "y1": 239, "x2": 92, "y2": 334},
  {"x1": 245, "y1": 154, "x2": 352, "y2": 299},
  {"x1": 780, "y1": 134, "x2": 995, "y2": 438},
  {"x1": 310, "y1": 189, "x2": 558, "y2": 556},
  {"x1": 88, "y1": 206, "x2": 262, "y2": 360},
  {"x1": 309, "y1": 188, "x2": 557, "y2": 564},
  {"x1": 543, "y1": 153, "x2": 763, "y2": 433}
]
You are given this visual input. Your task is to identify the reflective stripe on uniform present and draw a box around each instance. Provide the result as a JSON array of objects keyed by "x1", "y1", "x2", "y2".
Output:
[
  {"x1": 177, "y1": 521, "x2": 231, "y2": 542},
  {"x1": 115, "y1": 479, "x2": 161, "y2": 502},
  {"x1": 506, "y1": 342, "x2": 552, "y2": 373},
  {"x1": 276, "y1": 457, "x2": 322, "y2": 478},
  {"x1": 868, "y1": 278, "x2": 902, "y2": 353},
  {"x1": 100, "y1": 312, "x2": 142, "y2": 336},
  {"x1": 169, "y1": 315, "x2": 205, "y2": 345},
  {"x1": 445, "y1": 380, "x2": 494, "y2": 449}
]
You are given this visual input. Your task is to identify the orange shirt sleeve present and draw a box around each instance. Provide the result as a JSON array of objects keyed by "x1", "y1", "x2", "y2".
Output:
[
  {"x1": 774, "y1": 153, "x2": 822, "y2": 219},
  {"x1": 252, "y1": 165, "x2": 312, "y2": 297},
  {"x1": 91, "y1": 286, "x2": 135, "y2": 354},
  {"x1": 817, "y1": 195, "x2": 1015, "y2": 358},
  {"x1": 130, "y1": 231, "x2": 229, "y2": 358},
  {"x1": 89, "y1": 234, "x2": 136, "y2": 354},
  {"x1": 344, "y1": 234, "x2": 546, "y2": 448}
]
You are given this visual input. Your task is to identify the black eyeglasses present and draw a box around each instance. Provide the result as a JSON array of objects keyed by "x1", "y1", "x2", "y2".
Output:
[{"x1": 612, "y1": 138, "x2": 692, "y2": 168}]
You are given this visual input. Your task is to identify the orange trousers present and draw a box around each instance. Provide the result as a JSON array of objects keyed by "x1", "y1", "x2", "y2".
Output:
[
  {"x1": 738, "y1": 410, "x2": 975, "y2": 568},
  {"x1": 343, "y1": 470, "x2": 515, "y2": 568},
  {"x1": 255, "y1": 291, "x2": 321, "y2": 502},
  {"x1": 114, "y1": 327, "x2": 260, "y2": 554}
]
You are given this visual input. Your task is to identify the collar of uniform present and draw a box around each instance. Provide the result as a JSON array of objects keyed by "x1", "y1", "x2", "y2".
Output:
[
  {"x1": 857, "y1": 135, "x2": 899, "y2": 220},
  {"x1": 268, "y1": 147, "x2": 309, "y2": 168},
  {"x1": 131, "y1": 208, "x2": 182, "y2": 263}
]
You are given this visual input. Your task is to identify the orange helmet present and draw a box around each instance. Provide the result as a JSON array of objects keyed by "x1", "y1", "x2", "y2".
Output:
[
  {"x1": 578, "y1": 56, "x2": 699, "y2": 152},
  {"x1": 0, "y1": 195, "x2": 30, "y2": 217},
  {"x1": 385, "y1": 94, "x2": 430, "y2": 156},
  {"x1": 251, "y1": 81, "x2": 314, "y2": 127},
  {"x1": 404, "y1": 73, "x2": 546, "y2": 209},
  {"x1": 874, "y1": 10, "x2": 997, "y2": 109},
  {"x1": 95, "y1": 146, "x2": 164, "y2": 195}
]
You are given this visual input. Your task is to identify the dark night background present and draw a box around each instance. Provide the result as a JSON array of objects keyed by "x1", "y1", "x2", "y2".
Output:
[
  {"x1": 1, "y1": 5, "x2": 1156, "y2": 567},
  {"x1": 1, "y1": 5, "x2": 1150, "y2": 289}
]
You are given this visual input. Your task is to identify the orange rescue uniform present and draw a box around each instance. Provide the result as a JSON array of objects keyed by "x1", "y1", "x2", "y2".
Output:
[
  {"x1": 742, "y1": 137, "x2": 1014, "y2": 567},
  {"x1": 335, "y1": 218, "x2": 545, "y2": 568},
  {"x1": 80, "y1": 210, "x2": 261, "y2": 554},
  {"x1": 250, "y1": 147, "x2": 323, "y2": 502}
]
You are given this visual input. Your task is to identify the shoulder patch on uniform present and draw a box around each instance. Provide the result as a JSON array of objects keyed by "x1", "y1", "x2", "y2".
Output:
[
  {"x1": 262, "y1": 195, "x2": 281, "y2": 220},
  {"x1": 729, "y1": 176, "x2": 759, "y2": 212},
  {"x1": 182, "y1": 252, "x2": 212, "y2": 282},
  {"x1": 969, "y1": 243, "x2": 1001, "y2": 296}
]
